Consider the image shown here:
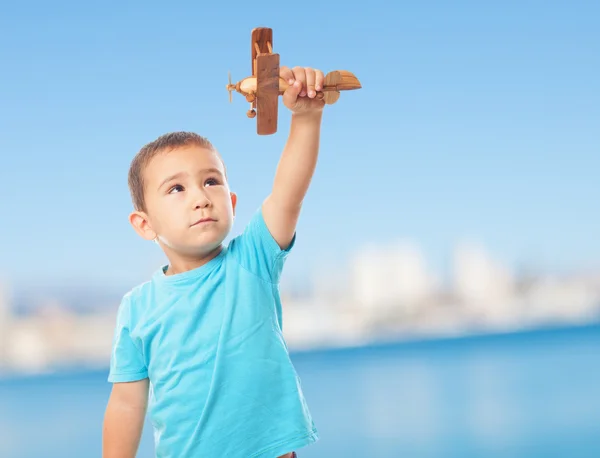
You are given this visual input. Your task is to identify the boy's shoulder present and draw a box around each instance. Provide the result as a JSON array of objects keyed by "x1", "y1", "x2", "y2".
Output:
[
  {"x1": 226, "y1": 206, "x2": 296, "y2": 285},
  {"x1": 116, "y1": 278, "x2": 154, "y2": 317}
]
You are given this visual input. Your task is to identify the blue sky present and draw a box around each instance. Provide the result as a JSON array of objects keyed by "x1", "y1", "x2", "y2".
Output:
[{"x1": 1, "y1": 1, "x2": 598, "y2": 295}]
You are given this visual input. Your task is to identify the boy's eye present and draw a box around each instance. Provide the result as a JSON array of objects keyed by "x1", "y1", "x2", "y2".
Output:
[
  {"x1": 204, "y1": 177, "x2": 221, "y2": 187},
  {"x1": 168, "y1": 184, "x2": 184, "y2": 194}
]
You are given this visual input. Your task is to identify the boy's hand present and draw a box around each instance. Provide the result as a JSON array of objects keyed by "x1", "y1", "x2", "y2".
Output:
[{"x1": 280, "y1": 66, "x2": 325, "y2": 114}]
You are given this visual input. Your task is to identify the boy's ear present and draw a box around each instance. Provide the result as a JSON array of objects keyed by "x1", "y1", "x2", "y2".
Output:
[
  {"x1": 129, "y1": 211, "x2": 157, "y2": 241},
  {"x1": 230, "y1": 192, "x2": 237, "y2": 216}
]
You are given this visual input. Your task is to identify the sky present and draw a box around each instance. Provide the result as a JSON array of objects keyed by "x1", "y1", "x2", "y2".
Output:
[{"x1": 0, "y1": 1, "x2": 599, "y2": 297}]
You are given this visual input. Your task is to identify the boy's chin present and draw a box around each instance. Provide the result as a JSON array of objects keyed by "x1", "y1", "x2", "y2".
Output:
[
  {"x1": 159, "y1": 229, "x2": 228, "y2": 257},
  {"x1": 182, "y1": 239, "x2": 225, "y2": 256}
]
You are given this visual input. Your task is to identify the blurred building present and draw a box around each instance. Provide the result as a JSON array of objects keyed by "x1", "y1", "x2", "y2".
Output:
[
  {"x1": 0, "y1": 281, "x2": 10, "y2": 367},
  {"x1": 0, "y1": 284, "x2": 118, "y2": 377},
  {"x1": 519, "y1": 274, "x2": 600, "y2": 324},
  {"x1": 350, "y1": 241, "x2": 437, "y2": 315},
  {"x1": 452, "y1": 241, "x2": 516, "y2": 325},
  {"x1": 453, "y1": 242, "x2": 514, "y2": 303}
]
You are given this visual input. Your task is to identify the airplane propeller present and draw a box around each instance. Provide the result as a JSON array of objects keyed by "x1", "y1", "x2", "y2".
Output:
[{"x1": 226, "y1": 71, "x2": 234, "y2": 103}]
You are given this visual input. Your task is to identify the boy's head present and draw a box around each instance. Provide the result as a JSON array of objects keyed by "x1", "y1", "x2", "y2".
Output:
[{"x1": 127, "y1": 132, "x2": 237, "y2": 259}]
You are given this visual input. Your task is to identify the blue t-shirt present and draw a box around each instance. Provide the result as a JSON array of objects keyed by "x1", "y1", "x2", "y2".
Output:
[{"x1": 108, "y1": 207, "x2": 318, "y2": 457}]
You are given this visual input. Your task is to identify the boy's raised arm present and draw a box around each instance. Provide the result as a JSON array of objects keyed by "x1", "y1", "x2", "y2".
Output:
[
  {"x1": 262, "y1": 66, "x2": 325, "y2": 250},
  {"x1": 102, "y1": 379, "x2": 149, "y2": 458}
]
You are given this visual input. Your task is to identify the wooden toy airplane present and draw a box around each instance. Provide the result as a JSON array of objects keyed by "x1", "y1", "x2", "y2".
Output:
[{"x1": 226, "y1": 27, "x2": 362, "y2": 135}]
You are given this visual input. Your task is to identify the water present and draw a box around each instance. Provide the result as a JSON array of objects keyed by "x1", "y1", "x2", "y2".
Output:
[{"x1": 1, "y1": 323, "x2": 599, "y2": 458}]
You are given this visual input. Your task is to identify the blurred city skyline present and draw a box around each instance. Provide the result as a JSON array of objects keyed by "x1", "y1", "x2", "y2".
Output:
[
  {"x1": 3, "y1": 234, "x2": 599, "y2": 312},
  {"x1": 1, "y1": 236, "x2": 598, "y2": 377}
]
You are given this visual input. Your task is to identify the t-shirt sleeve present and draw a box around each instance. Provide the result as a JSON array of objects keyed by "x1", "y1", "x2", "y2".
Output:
[
  {"x1": 228, "y1": 205, "x2": 296, "y2": 284},
  {"x1": 107, "y1": 294, "x2": 148, "y2": 383}
]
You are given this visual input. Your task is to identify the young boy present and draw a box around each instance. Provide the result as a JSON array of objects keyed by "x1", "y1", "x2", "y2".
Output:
[{"x1": 102, "y1": 65, "x2": 325, "y2": 458}]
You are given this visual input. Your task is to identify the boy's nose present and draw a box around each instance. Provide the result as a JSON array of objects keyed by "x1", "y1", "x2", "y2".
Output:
[{"x1": 193, "y1": 190, "x2": 211, "y2": 208}]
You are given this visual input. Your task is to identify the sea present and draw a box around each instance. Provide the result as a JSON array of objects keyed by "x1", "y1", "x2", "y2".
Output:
[{"x1": 1, "y1": 323, "x2": 599, "y2": 458}]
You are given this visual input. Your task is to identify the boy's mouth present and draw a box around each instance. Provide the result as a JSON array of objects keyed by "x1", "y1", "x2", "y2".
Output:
[{"x1": 191, "y1": 217, "x2": 217, "y2": 227}]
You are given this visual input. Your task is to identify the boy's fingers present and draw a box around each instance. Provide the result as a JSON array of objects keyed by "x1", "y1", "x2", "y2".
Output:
[
  {"x1": 305, "y1": 68, "x2": 316, "y2": 97},
  {"x1": 280, "y1": 66, "x2": 294, "y2": 85},
  {"x1": 292, "y1": 66, "x2": 307, "y2": 97},
  {"x1": 283, "y1": 80, "x2": 302, "y2": 107},
  {"x1": 315, "y1": 69, "x2": 324, "y2": 92}
]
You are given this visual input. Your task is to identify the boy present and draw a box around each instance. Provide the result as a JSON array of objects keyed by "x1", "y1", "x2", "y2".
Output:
[{"x1": 102, "y1": 65, "x2": 325, "y2": 458}]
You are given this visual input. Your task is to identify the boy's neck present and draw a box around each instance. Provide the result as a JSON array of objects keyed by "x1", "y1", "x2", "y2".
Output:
[{"x1": 163, "y1": 244, "x2": 224, "y2": 276}]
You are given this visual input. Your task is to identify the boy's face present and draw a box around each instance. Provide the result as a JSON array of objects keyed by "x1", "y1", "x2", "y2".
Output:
[{"x1": 129, "y1": 145, "x2": 237, "y2": 258}]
